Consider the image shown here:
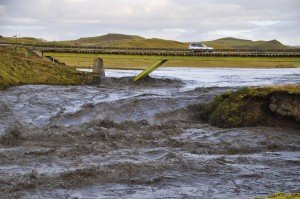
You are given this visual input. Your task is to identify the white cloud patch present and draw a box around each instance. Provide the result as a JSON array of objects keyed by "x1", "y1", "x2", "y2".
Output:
[
  {"x1": 8, "y1": 17, "x2": 38, "y2": 25},
  {"x1": 163, "y1": 28, "x2": 190, "y2": 33},
  {"x1": 250, "y1": 20, "x2": 280, "y2": 26},
  {"x1": 61, "y1": 19, "x2": 104, "y2": 24}
]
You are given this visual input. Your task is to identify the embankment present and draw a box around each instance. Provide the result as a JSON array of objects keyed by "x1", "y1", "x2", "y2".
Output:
[
  {"x1": 201, "y1": 85, "x2": 300, "y2": 129},
  {"x1": 0, "y1": 46, "x2": 87, "y2": 90}
]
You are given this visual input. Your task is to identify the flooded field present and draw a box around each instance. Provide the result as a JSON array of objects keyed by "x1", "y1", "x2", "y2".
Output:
[{"x1": 0, "y1": 68, "x2": 300, "y2": 198}]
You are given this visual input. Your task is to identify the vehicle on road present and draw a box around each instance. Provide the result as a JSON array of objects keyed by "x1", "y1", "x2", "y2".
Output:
[{"x1": 188, "y1": 42, "x2": 214, "y2": 52}]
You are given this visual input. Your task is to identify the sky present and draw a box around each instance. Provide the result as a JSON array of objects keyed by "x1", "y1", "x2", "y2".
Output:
[{"x1": 0, "y1": 0, "x2": 299, "y2": 45}]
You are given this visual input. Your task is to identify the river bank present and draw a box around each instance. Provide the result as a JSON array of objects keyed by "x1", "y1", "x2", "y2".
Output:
[
  {"x1": 201, "y1": 85, "x2": 300, "y2": 129},
  {"x1": 0, "y1": 46, "x2": 87, "y2": 90}
]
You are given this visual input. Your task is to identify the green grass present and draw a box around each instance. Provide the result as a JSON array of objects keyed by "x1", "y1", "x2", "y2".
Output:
[
  {"x1": 0, "y1": 47, "x2": 87, "y2": 90},
  {"x1": 202, "y1": 85, "x2": 300, "y2": 128},
  {"x1": 44, "y1": 52, "x2": 300, "y2": 69},
  {"x1": 255, "y1": 192, "x2": 300, "y2": 199}
]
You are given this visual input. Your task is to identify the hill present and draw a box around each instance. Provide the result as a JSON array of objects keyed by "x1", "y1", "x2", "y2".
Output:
[
  {"x1": 104, "y1": 37, "x2": 187, "y2": 48},
  {"x1": 69, "y1": 33, "x2": 187, "y2": 48},
  {"x1": 0, "y1": 37, "x2": 45, "y2": 44},
  {"x1": 202, "y1": 37, "x2": 288, "y2": 49},
  {"x1": 0, "y1": 33, "x2": 291, "y2": 49},
  {"x1": 69, "y1": 34, "x2": 289, "y2": 49},
  {"x1": 74, "y1": 33, "x2": 144, "y2": 45}
]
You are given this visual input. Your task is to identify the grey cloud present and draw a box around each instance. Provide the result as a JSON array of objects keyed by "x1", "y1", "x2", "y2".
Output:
[{"x1": 0, "y1": 0, "x2": 299, "y2": 45}]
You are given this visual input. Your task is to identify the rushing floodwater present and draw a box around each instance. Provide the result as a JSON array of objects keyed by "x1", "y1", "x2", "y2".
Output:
[
  {"x1": 80, "y1": 67, "x2": 300, "y2": 89},
  {"x1": 0, "y1": 67, "x2": 299, "y2": 199}
]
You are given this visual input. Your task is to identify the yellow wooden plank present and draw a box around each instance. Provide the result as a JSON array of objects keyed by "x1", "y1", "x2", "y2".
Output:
[{"x1": 133, "y1": 59, "x2": 168, "y2": 82}]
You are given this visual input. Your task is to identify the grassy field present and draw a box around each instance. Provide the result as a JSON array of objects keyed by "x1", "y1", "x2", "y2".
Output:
[
  {"x1": 44, "y1": 52, "x2": 300, "y2": 69},
  {"x1": 0, "y1": 47, "x2": 87, "y2": 90}
]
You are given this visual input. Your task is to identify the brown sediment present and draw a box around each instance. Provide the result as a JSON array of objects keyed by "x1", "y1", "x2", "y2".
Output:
[{"x1": 0, "y1": 127, "x2": 24, "y2": 147}]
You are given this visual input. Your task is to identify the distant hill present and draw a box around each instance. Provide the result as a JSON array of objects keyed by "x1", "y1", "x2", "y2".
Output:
[
  {"x1": 74, "y1": 33, "x2": 144, "y2": 44},
  {"x1": 70, "y1": 34, "x2": 289, "y2": 49},
  {"x1": 70, "y1": 33, "x2": 187, "y2": 48},
  {"x1": 0, "y1": 33, "x2": 292, "y2": 49},
  {"x1": 104, "y1": 37, "x2": 187, "y2": 48},
  {"x1": 0, "y1": 37, "x2": 45, "y2": 44},
  {"x1": 202, "y1": 37, "x2": 289, "y2": 49}
]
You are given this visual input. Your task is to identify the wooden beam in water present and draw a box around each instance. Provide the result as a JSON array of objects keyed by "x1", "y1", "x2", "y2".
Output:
[{"x1": 133, "y1": 59, "x2": 168, "y2": 82}]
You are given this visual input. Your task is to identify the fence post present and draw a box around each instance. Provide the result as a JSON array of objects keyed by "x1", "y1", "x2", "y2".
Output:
[{"x1": 92, "y1": 58, "x2": 105, "y2": 79}]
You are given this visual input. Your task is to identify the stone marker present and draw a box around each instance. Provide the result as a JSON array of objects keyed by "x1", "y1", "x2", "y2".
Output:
[{"x1": 92, "y1": 58, "x2": 105, "y2": 78}]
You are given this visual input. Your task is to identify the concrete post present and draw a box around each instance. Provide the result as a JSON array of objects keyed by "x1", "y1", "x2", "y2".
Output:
[{"x1": 92, "y1": 58, "x2": 105, "y2": 78}]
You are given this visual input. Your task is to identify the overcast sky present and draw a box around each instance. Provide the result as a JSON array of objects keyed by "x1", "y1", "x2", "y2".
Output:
[{"x1": 0, "y1": 0, "x2": 299, "y2": 45}]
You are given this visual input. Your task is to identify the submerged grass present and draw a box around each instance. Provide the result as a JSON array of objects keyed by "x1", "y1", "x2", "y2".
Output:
[{"x1": 0, "y1": 46, "x2": 87, "y2": 90}]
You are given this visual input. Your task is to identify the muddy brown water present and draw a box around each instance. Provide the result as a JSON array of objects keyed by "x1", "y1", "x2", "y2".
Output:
[{"x1": 0, "y1": 75, "x2": 299, "y2": 199}]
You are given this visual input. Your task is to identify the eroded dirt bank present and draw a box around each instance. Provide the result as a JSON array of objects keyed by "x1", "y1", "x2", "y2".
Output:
[
  {"x1": 0, "y1": 77, "x2": 299, "y2": 199},
  {"x1": 200, "y1": 85, "x2": 300, "y2": 129}
]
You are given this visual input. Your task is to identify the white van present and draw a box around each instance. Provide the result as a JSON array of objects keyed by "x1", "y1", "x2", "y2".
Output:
[{"x1": 188, "y1": 43, "x2": 213, "y2": 52}]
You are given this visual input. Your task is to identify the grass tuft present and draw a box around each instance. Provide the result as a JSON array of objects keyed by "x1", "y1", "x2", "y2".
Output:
[
  {"x1": 201, "y1": 85, "x2": 300, "y2": 128},
  {"x1": 255, "y1": 192, "x2": 300, "y2": 199},
  {"x1": 0, "y1": 46, "x2": 88, "y2": 90}
]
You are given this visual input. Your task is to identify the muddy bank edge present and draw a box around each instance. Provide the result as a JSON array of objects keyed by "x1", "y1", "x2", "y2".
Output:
[{"x1": 200, "y1": 85, "x2": 300, "y2": 129}]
